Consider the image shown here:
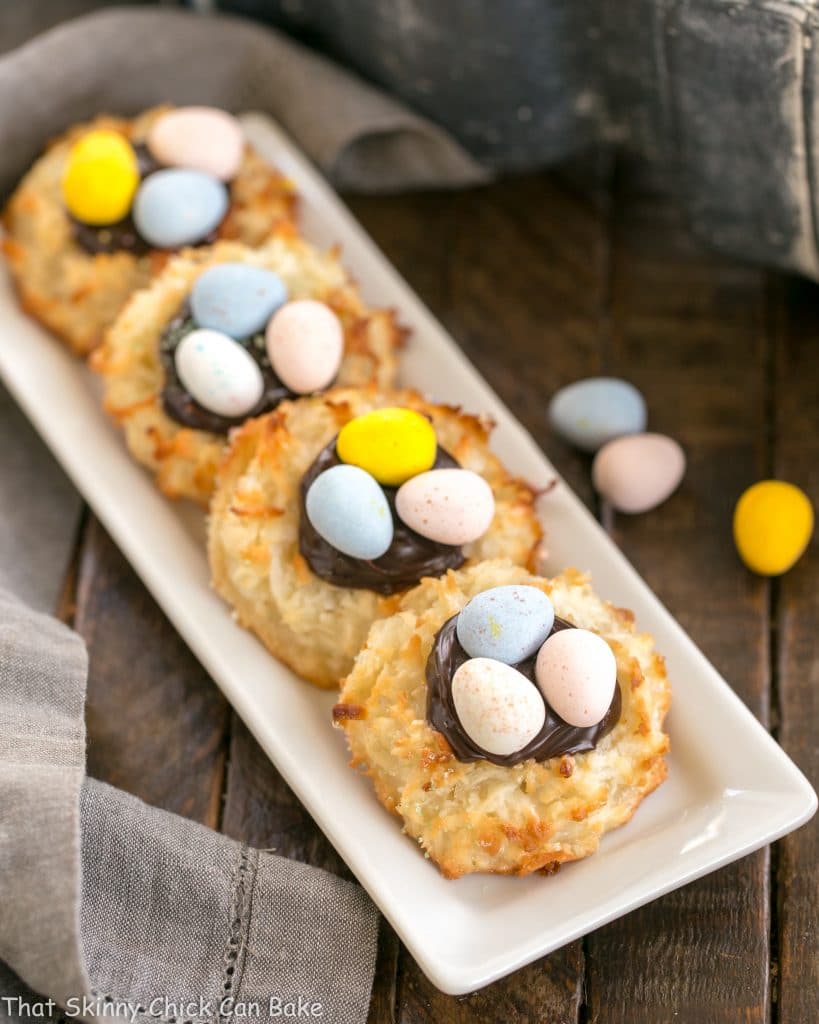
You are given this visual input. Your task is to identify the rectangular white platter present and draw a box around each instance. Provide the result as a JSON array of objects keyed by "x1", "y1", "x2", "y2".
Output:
[{"x1": 0, "y1": 113, "x2": 815, "y2": 996}]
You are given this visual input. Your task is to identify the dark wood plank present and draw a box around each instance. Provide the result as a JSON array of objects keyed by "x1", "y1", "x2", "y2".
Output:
[
  {"x1": 54, "y1": 508, "x2": 86, "y2": 626},
  {"x1": 584, "y1": 168, "x2": 772, "y2": 1023},
  {"x1": 772, "y1": 273, "x2": 819, "y2": 1024},
  {"x1": 74, "y1": 515, "x2": 229, "y2": 826}
]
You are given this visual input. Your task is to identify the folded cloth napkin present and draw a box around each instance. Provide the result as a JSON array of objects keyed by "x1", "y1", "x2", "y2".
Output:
[{"x1": 0, "y1": 589, "x2": 379, "y2": 1024}]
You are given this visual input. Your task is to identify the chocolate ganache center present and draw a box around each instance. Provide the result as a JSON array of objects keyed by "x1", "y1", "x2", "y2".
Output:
[
  {"x1": 299, "y1": 441, "x2": 467, "y2": 595},
  {"x1": 426, "y1": 613, "x2": 621, "y2": 766},
  {"x1": 159, "y1": 304, "x2": 295, "y2": 434}
]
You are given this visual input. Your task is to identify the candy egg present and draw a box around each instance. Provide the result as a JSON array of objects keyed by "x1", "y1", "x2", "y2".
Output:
[
  {"x1": 305, "y1": 464, "x2": 393, "y2": 560},
  {"x1": 395, "y1": 468, "x2": 495, "y2": 545},
  {"x1": 451, "y1": 657, "x2": 546, "y2": 757},
  {"x1": 266, "y1": 300, "x2": 344, "y2": 394},
  {"x1": 191, "y1": 263, "x2": 287, "y2": 338},
  {"x1": 456, "y1": 585, "x2": 554, "y2": 664},
  {"x1": 174, "y1": 328, "x2": 264, "y2": 417},
  {"x1": 535, "y1": 628, "x2": 616, "y2": 728},
  {"x1": 336, "y1": 408, "x2": 437, "y2": 486},
  {"x1": 147, "y1": 107, "x2": 244, "y2": 181},
  {"x1": 62, "y1": 130, "x2": 139, "y2": 225},
  {"x1": 592, "y1": 433, "x2": 685, "y2": 513},
  {"x1": 133, "y1": 169, "x2": 228, "y2": 249},
  {"x1": 548, "y1": 377, "x2": 647, "y2": 452},
  {"x1": 733, "y1": 480, "x2": 813, "y2": 576}
]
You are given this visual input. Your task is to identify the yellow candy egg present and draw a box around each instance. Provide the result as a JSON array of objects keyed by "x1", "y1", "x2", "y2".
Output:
[
  {"x1": 336, "y1": 408, "x2": 437, "y2": 486},
  {"x1": 733, "y1": 480, "x2": 813, "y2": 576},
  {"x1": 62, "y1": 130, "x2": 139, "y2": 225}
]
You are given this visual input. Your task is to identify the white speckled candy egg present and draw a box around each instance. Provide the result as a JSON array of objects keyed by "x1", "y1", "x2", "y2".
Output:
[
  {"x1": 148, "y1": 107, "x2": 244, "y2": 181},
  {"x1": 191, "y1": 263, "x2": 288, "y2": 339},
  {"x1": 305, "y1": 464, "x2": 393, "y2": 560},
  {"x1": 174, "y1": 328, "x2": 263, "y2": 417},
  {"x1": 456, "y1": 585, "x2": 555, "y2": 664},
  {"x1": 266, "y1": 300, "x2": 344, "y2": 394},
  {"x1": 535, "y1": 628, "x2": 616, "y2": 727},
  {"x1": 451, "y1": 657, "x2": 546, "y2": 757},
  {"x1": 133, "y1": 169, "x2": 228, "y2": 249},
  {"x1": 548, "y1": 377, "x2": 647, "y2": 452},
  {"x1": 395, "y1": 468, "x2": 495, "y2": 545},
  {"x1": 592, "y1": 432, "x2": 685, "y2": 514}
]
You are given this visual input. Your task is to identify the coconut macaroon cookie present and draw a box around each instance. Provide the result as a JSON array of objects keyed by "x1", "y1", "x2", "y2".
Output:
[
  {"x1": 94, "y1": 238, "x2": 401, "y2": 503},
  {"x1": 334, "y1": 560, "x2": 671, "y2": 878},
  {"x1": 208, "y1": 389, "x2": 541, "y2": 688},
  {"x1": 2, "y1": 106, "x2": 296, "y2": 355}
]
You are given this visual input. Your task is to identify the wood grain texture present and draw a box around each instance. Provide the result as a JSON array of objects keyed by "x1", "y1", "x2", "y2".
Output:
[
  {"x1": 73, "y1": 515, "x2": 229, "y2": 826},
  {"x1": 583, "y1": 170, "x2": 772, "y2": 1023},
  {"x1": 772, "y1": 274, "x2": 819, "y2": 1024}
]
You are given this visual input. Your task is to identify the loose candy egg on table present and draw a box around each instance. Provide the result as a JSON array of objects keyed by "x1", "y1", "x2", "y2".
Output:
[
  {"x1": 733, "y1": 480, "x2": 814, "y2": 576},
  {"x1": 147, "y1": 107, "x2": 244, "y2": 181},
  {"x1": 305, "y1": 464, "x2": 394, "y2": 560},
  {"x1": 456, "y1": 585, "x2": 555, "y2": 664},
  {"x1": 62, "y1": 130, "x2": 139, "y2": 225},
  {"x1": 191, "y1": 263, "x2": 288, "y2": 338},
  {"x1": 395, "y1": 468, "x2": 495, "y2": 545},
  {"x1": 548, "y1": 376, "x2": 647, "y2": 452},
  {"x1": 174, "y1": 328, "x2": 264, "y2": 418},
  {"x1": 133, "y1": 168, "x2": 228, "y2": 249},
  {"x1": 535, "y1": 628, "x2": 617, "y2": 728},
  {"x1": 451, "y1": 657, "x2": 546, "y2": 757},
  {"x1": 592, "y1": 432, "x2": 685, "y2": 513},
  {"x1": 266, "y1": 300, "x2": 343, "y2": 394},
  {"x1": 336, "y1": 408, "x2": 437, "y2": 486}
]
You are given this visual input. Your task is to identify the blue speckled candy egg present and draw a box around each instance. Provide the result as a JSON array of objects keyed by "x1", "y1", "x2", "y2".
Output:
[
  {"x1": 191, "y1": 263, "x2": 288, "y2": 338},
  {"x1": 548, "y1": 377, "x2": 647, "y2": 452},
  {"x1": 305, "y1": 464, "x2": 393, "y2": 560},
  {"x1": 133, "y1": 168, "x2": 228, "y2": 249},
  {"x1": 456, "y1": 585, "x2": 555, "y2": 665}
]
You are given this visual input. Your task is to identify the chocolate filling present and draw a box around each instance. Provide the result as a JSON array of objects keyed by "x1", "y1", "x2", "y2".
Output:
[
  {"x1": 71, "y1": 143, "x2": 220, "y2": 256},
  {"x1": 158, "y1": 304, "x2": 295, "y2": 434},
  {"x1": 426, "y1": 613, "x2": 622, "y2": 766},
  {"x1": 298, "y1": 441, "x2": 466, "y2": 594}
]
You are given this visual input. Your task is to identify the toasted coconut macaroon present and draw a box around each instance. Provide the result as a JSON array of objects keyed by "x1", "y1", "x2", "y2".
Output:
[
  {"x1": 93, "y1": 239, "x2": 401, "y2": 504},
  {"x1": 334, "y1": 560, "x2": 671, "y2": 878},
  {"x1": 2, "y1": 106, "x2": 296, "y2": 356},
  {"x1": 208, "y1": 389, "x2": 541, "y2": 688}
]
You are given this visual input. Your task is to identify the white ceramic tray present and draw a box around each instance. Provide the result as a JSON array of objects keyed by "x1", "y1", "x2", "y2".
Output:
[{"x1": 0, "y1": 113, "x2": 815, "y2": 996}]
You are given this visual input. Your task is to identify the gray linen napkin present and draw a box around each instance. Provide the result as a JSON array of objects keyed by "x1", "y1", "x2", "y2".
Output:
[
  {"x1": 0, "y1": 5, "x2": 490, "y2": 1017},
  {"x1": 0, "y1": 589, "x2": 379, "y2": 1023}
]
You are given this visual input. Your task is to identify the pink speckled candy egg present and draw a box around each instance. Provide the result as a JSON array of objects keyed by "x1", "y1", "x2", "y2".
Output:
[
  {"x1": 535, "y1": 628, "x2": 617, "y2": 728},
  {"x1": 148, "y1": 107, "x2": 244, "y2": 182},
  {"x1": 265, "y1": 300, "x2": 344, "y2": 394},
  {"x1": 451, "y1": 657, "x2": 546, "y2": 756},
  {"x1": 592, "y1": 432, "x2": 685, "y2": 514},
  {"x1": 395, "y1": 468, "x2": 495, "y2": 545}
]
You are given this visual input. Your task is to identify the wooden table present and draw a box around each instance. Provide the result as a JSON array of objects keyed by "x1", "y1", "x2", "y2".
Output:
[{"x1": 56, "y1": 160, "x2": 818, "y2": 1024}]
